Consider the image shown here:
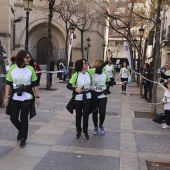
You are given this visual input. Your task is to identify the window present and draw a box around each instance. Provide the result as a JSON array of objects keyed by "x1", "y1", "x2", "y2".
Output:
[
  {"x1": 115, "y1": 7, "x2": 125, "y2": 13},
  {"x1": 113, "y1": 30, "x2": 124, "y2": 36},
  {"x1": 131, "y1": 29, "x2": 138, "y2": 35},
  {"x1": 115, "y1": 41, "x2": 123, "y2": 46}
]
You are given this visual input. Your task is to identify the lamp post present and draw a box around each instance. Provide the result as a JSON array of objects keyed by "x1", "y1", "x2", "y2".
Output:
[
  {"x1": 86, "y1": 37, "x2": 91, "y2": 60},
  {"x1": 133, "y1": 38, "x2": 137, "y2": 70},
  {"x1": 68, "y1": 24, "x2": 75, "y2": 79},
  {"x1": 138, "y1": 26, "x2": 145, "y2": 93},
  {"x1": 138, "y1": 27, "x2": 145, "y2": 73},
  {"x1": 23, "y1": 0, "x2": 33, "y2": 51}
]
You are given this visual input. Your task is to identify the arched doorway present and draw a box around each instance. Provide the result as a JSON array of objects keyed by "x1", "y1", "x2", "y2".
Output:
[{"x1": 37, "y1": 37, "x2": 48, "y2": 64}]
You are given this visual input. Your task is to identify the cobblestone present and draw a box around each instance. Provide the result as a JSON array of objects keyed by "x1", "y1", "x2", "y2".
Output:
[{"x1": 34, "y1": 151, "x2": 120, "y2": 170}]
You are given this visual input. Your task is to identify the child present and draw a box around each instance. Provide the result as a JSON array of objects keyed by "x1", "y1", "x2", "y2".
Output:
[{"x1": 161, "y1": 80, "x2": 170, "y2": 129}]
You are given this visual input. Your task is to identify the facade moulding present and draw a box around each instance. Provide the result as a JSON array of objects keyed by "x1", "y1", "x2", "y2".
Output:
[{"x1": 19, "y1": 18, "x2": 66, "y2": 46}]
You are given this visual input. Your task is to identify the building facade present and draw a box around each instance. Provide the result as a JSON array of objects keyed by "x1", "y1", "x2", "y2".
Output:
[{"x1": 0, "y1": 0, "x2": 107, "y2": 66}]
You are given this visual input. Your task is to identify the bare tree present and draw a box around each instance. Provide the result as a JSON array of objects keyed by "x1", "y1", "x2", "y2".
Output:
[{"x1": 55, "y1": 0, "x2": 102, "y2": 58}]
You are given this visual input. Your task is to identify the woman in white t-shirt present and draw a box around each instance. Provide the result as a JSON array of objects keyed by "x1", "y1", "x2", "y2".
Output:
[
  {"x1": 117, "y1": 62, "x2": 130, "y2": 95},
  {"x1": 91, "y1": 59, "x2": 123, "y2": 135},
  {"x1": 103, "y1": 61, "x2": 115, "y2": 94},
  {"x1": 4, "y1": 50, "x2": 39, "y2": 148}
]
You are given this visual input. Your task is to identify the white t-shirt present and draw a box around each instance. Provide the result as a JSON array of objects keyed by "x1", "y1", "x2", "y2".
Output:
[
  {"x1": 105, "y1": 65, "x2": 114, "y2": 78},
  {"x1": 6, "y1": 64, "x2": 37, "y2": 101},
  {"x1": 92, "y1": 72, "x2": 110, "y2": 99},
  {"x1": 120, "y1": 67, "x2": 129, "y2": 78},
  {"x1": 70, "y1": 71, "x2": 92, "y2": 101},
  {"x1": 162, "y1": 90, "x2": 170, "y2": 110}
]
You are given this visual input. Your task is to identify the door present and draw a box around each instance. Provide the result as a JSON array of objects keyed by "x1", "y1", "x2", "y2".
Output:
[{"x1": 37, "y1": 37, "x2": 48, "y2": 64}]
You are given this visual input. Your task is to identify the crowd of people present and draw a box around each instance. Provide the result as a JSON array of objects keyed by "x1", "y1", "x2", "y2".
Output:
[{"x1": 3, "y1": 48, "x2": 170, "y2": 149}]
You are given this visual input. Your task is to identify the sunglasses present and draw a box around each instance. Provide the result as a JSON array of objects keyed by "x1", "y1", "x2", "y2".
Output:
[{"x1": 25, "y1": 56, "x2": 31, "y2": 59}]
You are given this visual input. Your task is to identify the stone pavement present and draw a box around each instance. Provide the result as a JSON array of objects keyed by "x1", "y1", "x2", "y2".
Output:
[{"x1": 0, "y1": 74, "x2": 169, "y2": 170}]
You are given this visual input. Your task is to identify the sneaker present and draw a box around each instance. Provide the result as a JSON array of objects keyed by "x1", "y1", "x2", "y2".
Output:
[
  {"x1": 93, "y1": 127, "x2": 98, "y2": 135},
  {"x1": 162, "y1": 125, "x2": 170, "y2": 129},
  {"x1": 124, "y1": 92, "x2": 126, "y2": 95},
  {"x1": 147, "y1": 98, "x2": 152, "y2": 103},
  {"x1": 83, "y1": 133, "x2": 89, "y2": 140},
  {"x1": 121, "y1": 91, "x2": 124, "y2": 94},
  {"x1": 141, "y1": 96, "x2": 147, "y2": 99},
  {"x1": 99, "y1": 126, "x2": 105, "y2": 135},
  {"x1": 20, "y1": 139, "x2": 26, "y2": 148},
  {"x1": 17, "y1": 131, "x2": 21, "y2": 141},
  {"x1": 76, "y1": 132, "x2": 81, "y2": 139}
]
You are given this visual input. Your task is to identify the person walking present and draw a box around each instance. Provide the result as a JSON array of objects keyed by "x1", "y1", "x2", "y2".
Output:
[
  {"x1": 103, "y1": 60, "x2": 115, "y2": 94},
  {"x1": 91, "y1": 59, "x2": 124, "y2": 135},
  {"x1": 66, "y1": 55, "x2": 111, "y2": 140},
  {"x1": 4, "y1": 50, "x2": 39, "y2": 148},
  {"x1": 161, "y1": 80, "x2": 170, "y2": 129},
  {"x1": 117, "y1": 61, "x2": 130, "y2": 95}
]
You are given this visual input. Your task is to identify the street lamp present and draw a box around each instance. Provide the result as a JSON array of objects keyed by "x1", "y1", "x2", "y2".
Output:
[
  {"x1": 23, "y1": 0, "x2": 33, "y2": 51},
  {"x1": 86, "y1": 37, "x2": 91, "y2": 60},
  {"x1": 138, "y1": 27, "x2": 145, "y2": 72}
]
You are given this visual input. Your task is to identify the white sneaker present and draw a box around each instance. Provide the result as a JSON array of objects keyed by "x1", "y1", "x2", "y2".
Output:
[{"x1": 162, "y1": 124, "x2": 170, "y2": 129}]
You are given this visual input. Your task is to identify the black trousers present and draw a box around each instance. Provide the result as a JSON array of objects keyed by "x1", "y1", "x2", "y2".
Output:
[
  {"x1": 121, "y1": 78, "x2": 128, "y2": 91},
  {"x1": 107, "y1": 77, "x2": 115, "y2": 91},
  {"x1": 144, "y1": 82, "x2": 153, "y2": 99},
  {"x1": 74, "y1": 99, "x2": 91, "y2": 133},
  {"x1": 92, "y1": 97, "x2": 107, "y2": 128},
  {"x1": 10, "y1": 100, "x2": 33, "y2": 140},
  {"x1": 50, "y1": 73, "x2": 53, "y2": 85},
  {"x1": 165, "y1": 110, "x2": 170, "y2": 125}
]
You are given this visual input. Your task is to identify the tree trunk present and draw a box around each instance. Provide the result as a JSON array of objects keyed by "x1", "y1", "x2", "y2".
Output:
[
  {"x1": 46, "y1": 0, "x2": 55, "y2": 90},
  {"x1": 151, "y1": 0, "x2": 162, "y2": 115},
  {"x1": 81, "y1": 31, "x2": 84, "y2": 59},
  {"x1": 65, "y1": 23, "x2": 69, "y2": 68},
  {"x1": 0, "y1": 41, "x2": 6, "y2": 107}
]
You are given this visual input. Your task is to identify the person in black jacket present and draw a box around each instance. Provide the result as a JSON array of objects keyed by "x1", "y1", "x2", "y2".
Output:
[
  {"x1": 66, "y1": 55, "x2": 111, "y2": 140},
  {"x1": 141, "y1": 63, "x2": 152, "y2": 101}
]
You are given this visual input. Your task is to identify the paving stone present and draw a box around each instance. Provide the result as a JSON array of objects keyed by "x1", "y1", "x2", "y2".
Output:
[
  {"x1": 135, "y1": 133, "x2": 170, "y2": 154},
  {"x1": 34, "y1": 151, "x2": 120, "y2": 170},
  {"x1": 55, "y1": 128, "x2": 120, "y2": 150},
  {"x1": 133, "y1": 118, "x2": 169, "y2": 132},
  {"x1": 0, "y1": 146, "x2": 14, "y2": 159}
]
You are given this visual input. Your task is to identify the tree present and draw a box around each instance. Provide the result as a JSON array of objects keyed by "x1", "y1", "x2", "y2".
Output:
[{"x1": 55, "y1": 0, "x2": 102, "y2": 59}]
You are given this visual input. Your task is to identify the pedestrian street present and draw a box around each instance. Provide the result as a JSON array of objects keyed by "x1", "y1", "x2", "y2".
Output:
[{"x1": 0, "y1": 74, "x2": 170, "y2": 170}]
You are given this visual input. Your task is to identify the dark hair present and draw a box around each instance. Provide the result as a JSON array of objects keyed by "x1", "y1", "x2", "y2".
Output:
[
  {"x1": 75, "y1": 59, "x2": 86, "y2": 72},
  {"x1": 11, "y1": 56, "x2": 16, "y2": 63},
  {"x1": 16, "y1": 50, "x2": 28, "y2": 68},
  {"x1": 145, "y1": 63, "x2": 150, "y2": 69},
  {"x1": 165, "y1": 80, "x2": 170, "y2": 88},
  {"x1": 29, "y1": 58, "x2": 35, "y2": 67}
]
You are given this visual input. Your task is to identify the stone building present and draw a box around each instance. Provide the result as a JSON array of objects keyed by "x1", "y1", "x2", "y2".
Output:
[{"x1": 0, "y1": 0, "x2": 107, "y2": 66}]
